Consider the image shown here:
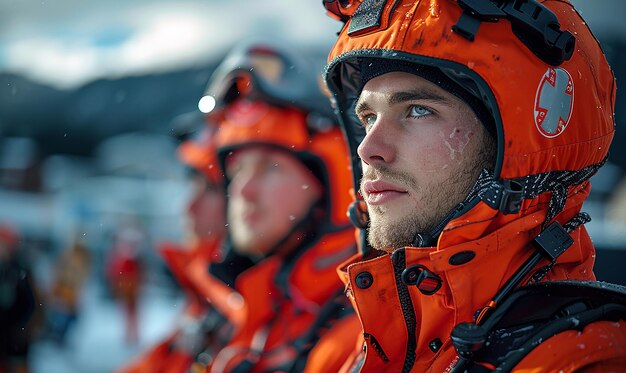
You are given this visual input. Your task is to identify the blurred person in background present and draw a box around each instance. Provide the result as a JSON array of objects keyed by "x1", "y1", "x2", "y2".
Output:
[
  {"x1": 45, "y1": 234, "x2": 91, "y2": 345},
  {"x1": 105, "y1": 221, "x2": 146, "y2": 345},
  {"x1": 122, "y1": 40, "x2": 362, "y2": 373},
  {"x1": 119, "y1": 117, "x2": 232, "y2": 373},
  {"x1": 322, "y1": 0, "x2": 626, "y2": 371},
  {"x1": 0, "y1": 224, "x2": 35, "y2": 373},
  {"x1": 191, "y1": 40, "x2": 360, "y2": 373}
]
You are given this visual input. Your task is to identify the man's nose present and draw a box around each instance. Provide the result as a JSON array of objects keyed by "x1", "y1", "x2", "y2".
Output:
[
  {"x1": 231, "y1": 171, "x2": 259, "y2": 200},
  {"x1": 357, "y1": 118, "x2": 395, "y2": 166}
]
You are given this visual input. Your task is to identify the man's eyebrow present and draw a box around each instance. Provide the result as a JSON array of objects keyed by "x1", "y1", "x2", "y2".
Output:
[
  {"x1": 354, "y1": 100, "x2": 371, "y2": 116},
  {"x1": 388, "y1": 89, "x2": 448, "y2": 106},
  {"x1": 355, "y1": 88, "x2": 450, "y2": 116}
]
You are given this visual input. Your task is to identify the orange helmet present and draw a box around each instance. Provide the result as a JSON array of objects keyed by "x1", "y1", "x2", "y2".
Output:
[
  {"x1": 324, "y1": 0, "x2": 615, "y2": 247},
  {"x1": 204, "y1": 40, "x2": 353, "y2": 231},
  {"x1": 174, "y1": 111, "x2": 222, "y2": 184}
]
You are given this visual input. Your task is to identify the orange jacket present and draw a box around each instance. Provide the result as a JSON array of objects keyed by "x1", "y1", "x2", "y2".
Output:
[
  {"x1": 335, "y1": 187, "x2": 626, "y2": 372},
  {"x1": 322, "y1": 0, "x2": 625, "y2": 371},
  {"x1": 207, "y1": 228, "x2": 360, "y2": 373}
]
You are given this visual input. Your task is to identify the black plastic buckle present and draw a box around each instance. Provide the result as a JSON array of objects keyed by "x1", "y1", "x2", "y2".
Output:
[
  {"x1": 481, "y1": 179, "x2": 523, "y2": 214},
  {"x1": 453, "y1": 0, "x2": 575, "y2": 66},
  {"x1": 401, "y1": 265, "x2": 442, "y2": 295},
  {"x1": 453, "y1": 0, "x2": 506, "y2": 41},
  {"x1": 498, "y1": 180, "x2": 523, "y2": 214},
  {"x1": 502, "y1": 1, "x2": 575, "y2": 66},
  {"x1": 533, "y1": 221, "x2": 573, "y2": 261},
  {"x1": 348, "y1": 200, "x2": 369, "y2": 229},
  {"x1": 450, "y1": 321, "x2": 486, "y2": 359}
]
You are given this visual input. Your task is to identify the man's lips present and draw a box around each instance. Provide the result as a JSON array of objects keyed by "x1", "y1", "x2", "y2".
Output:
[{"x1": 362, "y1": 180, "x2": 408, "y2": 205}]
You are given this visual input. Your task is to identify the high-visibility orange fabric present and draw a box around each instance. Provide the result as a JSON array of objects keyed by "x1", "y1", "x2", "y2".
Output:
[
  {"x1": 323, "y1": 0, "x2": 624, "y2": 371},
  {"x1": 334, "y1": 187, "x2": 619, "y2": 372},
  {"x1": 121, "y1": 234, "x2": 362, "y2": 373},
  {"x1": 207, "y1": 228, "x2": 360, "y2": 373}
]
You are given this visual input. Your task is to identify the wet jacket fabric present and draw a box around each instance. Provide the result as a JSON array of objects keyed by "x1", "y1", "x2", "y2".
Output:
[
  {"x1": 207, "y1": 228, "x2": 360, "y2": 373},
  {"x1": 335, "y1": 190, "x2": 626, "y2": 372},
  {"x1": 120, "y1": 232, "x2": 361, "y2": 373},
  {"x1": 322, "y1": 0, "x2": 626, "y2": 371}
]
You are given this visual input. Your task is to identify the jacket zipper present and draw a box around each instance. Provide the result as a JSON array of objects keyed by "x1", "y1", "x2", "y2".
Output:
[{"x1": 391, "y1": 248, "x2": 417, "y2": 373}]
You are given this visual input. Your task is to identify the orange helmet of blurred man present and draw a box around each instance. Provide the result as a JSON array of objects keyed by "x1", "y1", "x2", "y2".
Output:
[{"x1": 204, "y1": 40, "x2": 353, "y2": 259}]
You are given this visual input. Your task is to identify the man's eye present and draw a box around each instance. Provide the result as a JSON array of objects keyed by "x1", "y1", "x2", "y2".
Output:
[
  {"x1": 409, "y1": 106, "x2": 432, "y2": 118},
  {"x1": 361, "y1": 114, "x2": 376, "y2": 128}
]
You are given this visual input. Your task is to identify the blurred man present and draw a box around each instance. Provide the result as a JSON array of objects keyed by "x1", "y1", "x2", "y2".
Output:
[
  {"x1": 322, "y1": 0, "x2": 626, "y2": 371},
  {"x1": 106, "y1": 222, "x2": 145, "y2": 345},
  {"x1": 122, "y1": 40, "x2": 361, "y2": 373},
  {"x1": 119, "y1": 119, "x2": 234, "y2": 373},
  {"x1": 194, "y1": 40, "x2": 360, "y2": 373}
]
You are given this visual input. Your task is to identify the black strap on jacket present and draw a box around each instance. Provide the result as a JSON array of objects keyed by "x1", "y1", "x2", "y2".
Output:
[{"x1": 450, "y1": 281, "x2": 626, "y2": 372}]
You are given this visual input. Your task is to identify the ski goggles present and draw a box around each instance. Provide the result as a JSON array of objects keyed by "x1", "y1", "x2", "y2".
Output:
[{"x1": 201, "y1": 40, "x2": 335, "y2": 124}]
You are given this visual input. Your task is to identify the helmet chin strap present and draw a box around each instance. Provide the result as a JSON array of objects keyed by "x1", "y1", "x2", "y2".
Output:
[
  {"x1": 410, "y1": 154, "x2": 608, "y2": 249},
  {"x1": 411, "y1": 233, "x2": 436, "y2": 248},
  {"x1": 410, "y1": 168, "x2": 494, "y2": 248}
]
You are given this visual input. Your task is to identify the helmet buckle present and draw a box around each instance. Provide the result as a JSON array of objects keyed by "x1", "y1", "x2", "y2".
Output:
[{"x1": 453, "y1": 0, "x2": 576, "y2": 66}]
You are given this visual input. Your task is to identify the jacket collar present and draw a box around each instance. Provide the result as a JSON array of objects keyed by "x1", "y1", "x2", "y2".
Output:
[
  {"x1": 236, "y1": 228, "x2": 356, "y2": 320},
  {"x1": 336, "y1": 185, "x2": 596, "y2": 370}
]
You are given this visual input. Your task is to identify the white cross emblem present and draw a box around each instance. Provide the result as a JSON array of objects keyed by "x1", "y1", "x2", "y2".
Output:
[{"x1": 534, "y1": 67, "x2": 574, "y2": 138}]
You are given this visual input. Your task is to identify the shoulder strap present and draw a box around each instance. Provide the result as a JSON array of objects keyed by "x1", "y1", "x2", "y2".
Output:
[{"x1": 452, "y1": 281, "x2": 626, "y2": 372}]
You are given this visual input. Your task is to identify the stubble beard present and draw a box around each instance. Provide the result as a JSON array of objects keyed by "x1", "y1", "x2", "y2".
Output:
[{"x1": 363, "y1": 132, "x2": 495, "y2": 252}]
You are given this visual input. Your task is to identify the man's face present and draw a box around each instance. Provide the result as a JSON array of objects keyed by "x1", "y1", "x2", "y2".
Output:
[
  {"x1": 225, "y1": 147, "x2": 322, "y2": 258},
  {"x1": 186, "y1": 175, "x2": 225, "y2": 242},
  {"x1": 355, "y1": 71, "x2": 495, "y2": 251}
]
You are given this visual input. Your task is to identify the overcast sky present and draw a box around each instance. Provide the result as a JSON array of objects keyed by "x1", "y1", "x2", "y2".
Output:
[{"x1": 0, "y1": 0, "x2": 623, "y2": 89}]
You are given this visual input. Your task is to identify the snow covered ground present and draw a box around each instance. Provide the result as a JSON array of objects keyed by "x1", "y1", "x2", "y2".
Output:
[{"x1": 29, "y1": 279, "x2": 184, "y2": 373}]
